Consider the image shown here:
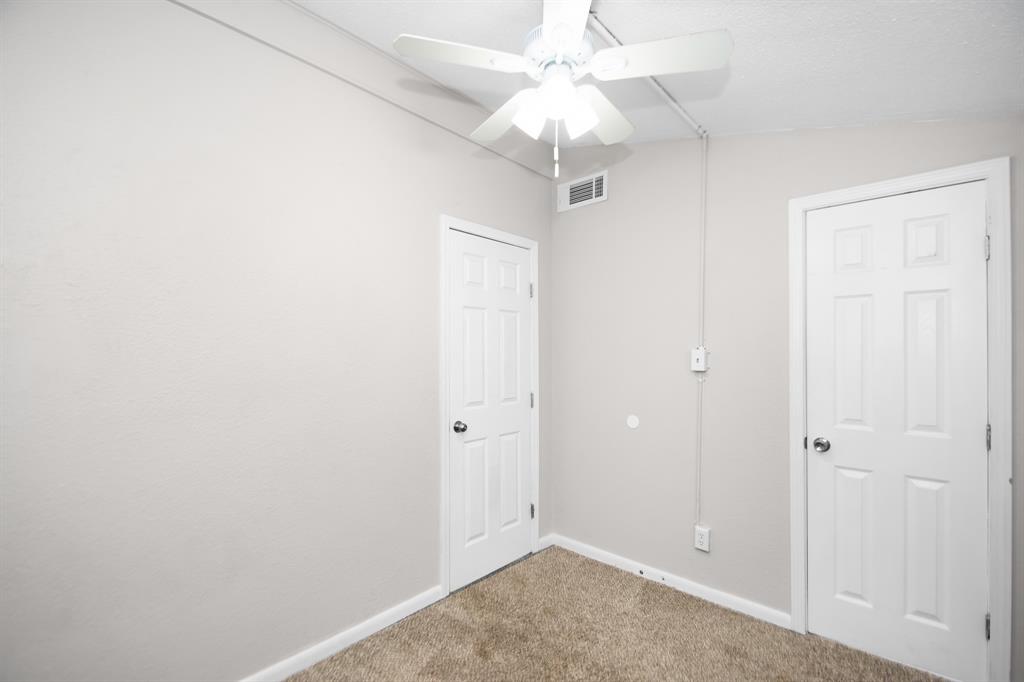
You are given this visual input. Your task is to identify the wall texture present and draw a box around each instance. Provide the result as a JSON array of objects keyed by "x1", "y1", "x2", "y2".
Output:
[
  {"x1": 551, "y1": 116, "x2": 1023, "y2": 676},
  {"x1": 0, "y1": 1, "x2": 550, "y2": 680}
]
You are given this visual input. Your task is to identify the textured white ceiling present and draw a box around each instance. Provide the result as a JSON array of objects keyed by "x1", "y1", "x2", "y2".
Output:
[{"x1": 295, "y1": 0, "x2": 1024, "y2": 146}]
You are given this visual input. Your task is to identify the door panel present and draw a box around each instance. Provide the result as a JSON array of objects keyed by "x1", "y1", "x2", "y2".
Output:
[
  {"x1": 834, "y1": 295, "x2": 872, "y2": 428},
  {"x1": 499, "y1": 311, "x2": 520, "y2": 403},
  {"x1": 499, "y1": 432, "x2": 520, "y2": 528},
  {"x1": 449, "y1": 229, "x2": 532, "y2": 590},
  {"x1": 463, "y1": 437, "x2": 488, "y2": 545},
  {"x1": 833, "y1": 465, "x2": 872, "y2": 607},
  {"x1": 462, "y1": 307, "x2": 487, "y2": 407},
  {"x1": 904, "y1": 476, "x2": 948, "y2": 628},
  {"x1": 806, "y1": 182, "x2": 988, "y2": 681},
  {"x1": 904, "y1": 290, "x2": 948, "y2": 434}
]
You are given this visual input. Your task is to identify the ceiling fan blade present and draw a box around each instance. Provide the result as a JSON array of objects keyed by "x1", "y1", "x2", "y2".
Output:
[
  {"x1": 590, "y1": 30, "x2": 733, "y2": 81},
  {"x1": 542, "y1": 0, "x2": 593, "y2": 55},
  {"x1": 394, "y1": 34, "x2": 531, "y2": 74},
  {"x1": 575, "y1": 85, "x2": 634, "y2": 145},
  {"x1": 471, "y1": 90, "x2": 538, "y2": 143}
]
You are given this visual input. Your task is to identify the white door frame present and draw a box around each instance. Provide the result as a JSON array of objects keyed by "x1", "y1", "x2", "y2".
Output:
[
  {"x1": 438, "y1": 214, "x2": 540, "y2": 597},
  {"x1": 787, "y1": 158, "x2": 1012, "y2": 680}
]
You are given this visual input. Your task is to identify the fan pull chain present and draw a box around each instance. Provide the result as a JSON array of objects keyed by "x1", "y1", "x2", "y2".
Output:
[{"x1": 554, "y1": 122, "x2": 560, "y2": 178}]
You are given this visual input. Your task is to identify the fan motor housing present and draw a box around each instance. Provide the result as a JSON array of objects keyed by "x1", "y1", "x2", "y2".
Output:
[{"x1": 523, "y1": 25, "x2": 594, "y2": 80}]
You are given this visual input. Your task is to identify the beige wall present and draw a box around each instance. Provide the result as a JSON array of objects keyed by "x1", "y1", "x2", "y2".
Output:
[
  {"x1": 550, "y1": 115, "x2": 1023, "y2": 676},
  {"x1": 0, "y1": 2, "x2": 550, "y2": 680}
]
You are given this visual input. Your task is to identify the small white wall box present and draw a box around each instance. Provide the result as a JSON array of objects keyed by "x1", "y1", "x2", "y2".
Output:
[{"x1": 691, "y1": 346, "x2": 710, "y2": 372}]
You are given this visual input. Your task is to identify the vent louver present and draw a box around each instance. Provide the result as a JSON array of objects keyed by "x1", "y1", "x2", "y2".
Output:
[
  {"x1": 569, "y1": 180, "x2": 594, "y2": 205},
  {"x1": 557, "y1": 170, "x2": 608, "y2": 212}
]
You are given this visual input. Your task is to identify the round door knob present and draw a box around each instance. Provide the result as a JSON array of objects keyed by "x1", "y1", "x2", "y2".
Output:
[
  {"x1": 812, "y1": 437, "x2": 831, "y2": 453},
  {"x1": 453, "y1": 421, "x2": 468, "y2": 433}
]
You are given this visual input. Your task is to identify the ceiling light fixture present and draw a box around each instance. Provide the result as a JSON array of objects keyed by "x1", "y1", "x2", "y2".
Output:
[{"x1": 394, "y1": 0, "x2": 733, "y2": 176}]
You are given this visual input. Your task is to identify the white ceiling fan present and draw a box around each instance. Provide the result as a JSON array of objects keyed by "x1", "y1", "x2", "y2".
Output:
[{"x1": 394, "y1": 0, "x2": 732, "y2": 166}]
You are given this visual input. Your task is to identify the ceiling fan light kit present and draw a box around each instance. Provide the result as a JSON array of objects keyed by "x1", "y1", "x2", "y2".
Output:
[
  {"x1": 511, "y1": 91, "x2": 546, "y2": 139},
  {"x1": 393, "y1": 0, "x2": 732, "y2": 174}
]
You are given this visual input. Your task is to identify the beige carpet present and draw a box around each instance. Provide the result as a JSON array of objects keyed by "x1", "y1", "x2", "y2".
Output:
[{"x1": 290, "y1": 547, "x2": 937, "y2": 681}]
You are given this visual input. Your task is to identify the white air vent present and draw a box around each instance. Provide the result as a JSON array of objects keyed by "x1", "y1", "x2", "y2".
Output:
[{"x1": 557, "y1": 170, "x2": 608, "y2": 212}]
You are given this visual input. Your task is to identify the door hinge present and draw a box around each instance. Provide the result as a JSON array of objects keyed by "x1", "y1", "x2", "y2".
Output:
[
  {"x1": 986, "y1": 424, "x2": 992, "y2": 451},
  {"x1": 985, "y1": 234, "x2": 991, "y2": 261},
  {"x1": 529, "y1": 282, "x2": 534, "y2": 298},
  {"x1": 985, "y1": 613, "x2": 991, "y2": 640},
  {"x1": 803, "y1": 436, "x2": 808, "y2": 450},
  {"x1": 530, "y1": 503, "x2": 535, "y2": 519},
  {"x1": 530, "y1": 392, "x2": 535, "y2": 408}
]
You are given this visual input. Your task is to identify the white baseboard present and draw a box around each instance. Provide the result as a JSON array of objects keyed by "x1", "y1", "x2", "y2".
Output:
[
  {"x1": 243, "y1": 538, "x2": 790, "y2": 681},
  {"x1": 539, "y1": 533, "x2": 792, "y2": 630},
  {"x1": 240, "y1": 585, "x2": 444, "y2": 682}
]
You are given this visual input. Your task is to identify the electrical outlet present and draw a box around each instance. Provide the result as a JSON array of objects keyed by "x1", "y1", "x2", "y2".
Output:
[{"x1": 694, "y1": 525, "x2": 711, "y2": 553}]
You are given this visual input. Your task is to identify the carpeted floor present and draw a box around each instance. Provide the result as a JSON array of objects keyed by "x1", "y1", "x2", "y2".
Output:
[{"x1": 289, "y1": 546, "x2": 937, "y2": 681}]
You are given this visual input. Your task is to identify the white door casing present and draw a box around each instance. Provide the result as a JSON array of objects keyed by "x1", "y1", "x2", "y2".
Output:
[
  {"x1": 804, "y1": 182, "x2": 988, "y2": 680},
  {"x1": 441, "y1": 218, "x2": 538, "y2": 592}
]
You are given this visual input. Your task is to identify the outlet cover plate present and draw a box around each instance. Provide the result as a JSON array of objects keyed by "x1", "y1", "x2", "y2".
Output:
[{"x1": 694, "y1": 525, "x2": 711, "y2": 552}]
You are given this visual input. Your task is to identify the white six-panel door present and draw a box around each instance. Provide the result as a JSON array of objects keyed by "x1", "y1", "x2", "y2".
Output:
[
  {"x1": 448, "y1": 229, "x2": 533, "y2": 590},
  {"x1": 805, "y1": 181, "x2": 989, "y2": 681}
]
